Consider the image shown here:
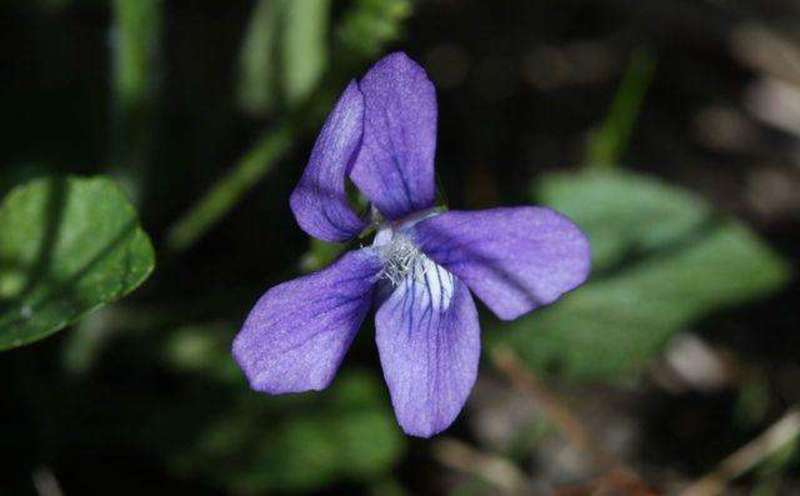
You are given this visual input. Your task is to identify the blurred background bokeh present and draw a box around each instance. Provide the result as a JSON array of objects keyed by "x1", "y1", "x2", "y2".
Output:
[{"x1": 2, "y1": 0, "x2": 800, "y2": 494}]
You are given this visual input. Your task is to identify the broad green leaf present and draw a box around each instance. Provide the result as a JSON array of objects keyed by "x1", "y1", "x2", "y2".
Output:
[
  {"x1": 537, "y1": 171, "x2": 710, "y2": 271},
  {"x1": 492, "y1": 170, "x2": 790, "y2": 381},
  {"x1": 0, "y1": 176, "x2": 155, "y2": 350},
  {"x1": 0, "y1": 163, "x2": 50, "y2": 198}
]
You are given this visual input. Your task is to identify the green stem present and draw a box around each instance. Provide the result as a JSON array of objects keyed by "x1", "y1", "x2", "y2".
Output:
[
  {"x1": 163, "y1": 0, "x2": 413, "y2": 255},
  {"x1": 165, "y1": 121, "x2": 296, "y2": 254},
  {"x1": 586, "y1": 46, "x2": 656, "y2": 169},
  {"x1": 111, "y1": 0, "x2": 163, "y2": 203}
]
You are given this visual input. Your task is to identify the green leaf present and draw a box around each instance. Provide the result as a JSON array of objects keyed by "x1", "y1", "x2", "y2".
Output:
[
  {"x1": 537, "y1": 170, "x2": 710, "y2": 271},
  {"x1": 492, "y1": 170, "x2": 790, "y2": 381},
  {"x1": 0, "y1": 163, "x2": 50, "y2": 199},
  {"x1": 0, "y1": 176, "x2": 155, "y2": 350}
]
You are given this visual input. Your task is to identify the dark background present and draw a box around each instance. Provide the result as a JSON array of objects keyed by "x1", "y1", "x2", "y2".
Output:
[{"x1": 2, "y1": 1, "x2": 799, "y2": 494}]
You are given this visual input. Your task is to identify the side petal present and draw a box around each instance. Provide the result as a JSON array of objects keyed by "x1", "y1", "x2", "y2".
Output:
[
  {"x1": 412, "y1": 207, "x2": 591, "y2": 321},
  {"x1": 233, "y1": 249, "x2": 382, "y2": 394},
  {"x1": 350, "y1": 52, "x2": 437, "y2": 220},
  {"x1": 375, "y1": 260, "x2": 480, "y2": 437},
  {"x1": 289, "y1": 80, "x2": 366, "y2": 242}
]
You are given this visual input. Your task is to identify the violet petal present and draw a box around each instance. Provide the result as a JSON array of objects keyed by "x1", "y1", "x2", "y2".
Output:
[
  {"x1": 233, "y1": 248, "x2": 382, "y2": 393},
  {"x1": 350, "y1": 52, "x2": 437, "y2": 220},
  {"x1": 412, "y1": 207, "x2": 591, "y2": 320},
  {"x1": 375, "y1": 260, "x2": 480, "y2": 437},
  {"x1": 290, "y1": 80, "x2": 366, "y2": 242}
]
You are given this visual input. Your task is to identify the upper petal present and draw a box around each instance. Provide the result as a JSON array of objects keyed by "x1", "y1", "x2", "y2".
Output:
[
  {"x1": 412, "y1": 207, "x2": 591, "y2": 321},
  {"x1": 290, "y1": 80, "x2": 366, "y2": 242},
  {"x1": 375, "y1": 258, "x2": 480, "y2": 438},
  {"x1": 233, "y1": 248, "x2": 382, "y2": 394},
  {"x1": 350, "y1": 52, "x2": 437, "y2": 220}
]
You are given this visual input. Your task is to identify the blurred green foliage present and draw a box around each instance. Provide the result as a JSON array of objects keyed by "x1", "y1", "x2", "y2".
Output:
[
  {"x1": 112, "y1": 0, "x2": 162, "y2": 113},
  {"x1": 300, "y1": 237, "x2": 349, "y2": 273},
  {"x1": 493, "y1": 170, "x2": 789, "y2": 381},
  {"x1": 337, "y1": 0, "x2": 412, "y2": 60},
  {"x1": 111, "y1": 0, "x2": 162, "y2": 201},
  {"x1": 196, "y1": 373, "x2": 403, "y2": 493},
  {"x1": 239, "y1": 0, "x2": 331, "y2": 114},
  {"x1": 753, "y1": 435, "x2": 800, "y2": 496},
  {"x1": 0, "y1": 176, "x2": 154, "y2": 350},
  {"x1": 238, "y1": 0, "x2": 284, "y2": 115},
  {"x1": 162, "y1": 323, "x2": 405, "y2": 492}
]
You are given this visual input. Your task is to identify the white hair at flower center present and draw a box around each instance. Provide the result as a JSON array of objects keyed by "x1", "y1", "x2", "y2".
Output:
[{"x1": 375, "y1": 228, "x2": 455, "y2": 311}]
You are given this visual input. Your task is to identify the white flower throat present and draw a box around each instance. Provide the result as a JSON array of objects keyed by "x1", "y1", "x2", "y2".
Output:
[{"x1": 376, "y1": 228, "x2": 455, "y2": 311}]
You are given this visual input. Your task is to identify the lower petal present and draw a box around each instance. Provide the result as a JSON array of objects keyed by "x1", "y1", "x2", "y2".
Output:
[
  {"x1": 233, "y1": 248, "x2": 382, "y2": 394},
  {"x1": 375, "y1": 260, "x2": 481, "y2": 438}
]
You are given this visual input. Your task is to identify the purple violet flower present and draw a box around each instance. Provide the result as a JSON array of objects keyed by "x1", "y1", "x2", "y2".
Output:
[{"x1": 232, "y1": 52, "x2": 591, "y2": 438}]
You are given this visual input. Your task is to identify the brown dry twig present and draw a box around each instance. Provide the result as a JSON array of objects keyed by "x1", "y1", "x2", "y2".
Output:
[
  {"x1": 554, "y1": 468, "x2": 659, "y2": 496},
  {"x1": 433, "y1": 437, "x2": 532, "y2": 495},
  {"x1": 680, "y1": 406, "x2": 800, "y2": 496},
  {"x1": 435, "y1": 346, "x2": 660, "y2": 495},
  {"x1": 491, "y1": 346, "x2": 658, "y2": 495},
  {"x1": 491, "y1": 345, "x2": 619, "y2": 470}
]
